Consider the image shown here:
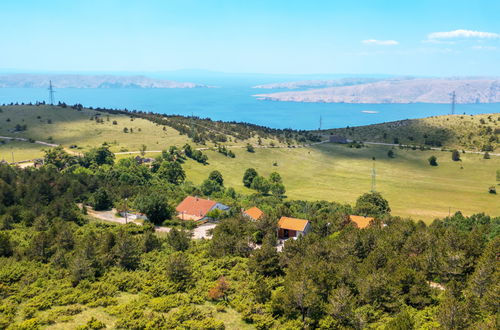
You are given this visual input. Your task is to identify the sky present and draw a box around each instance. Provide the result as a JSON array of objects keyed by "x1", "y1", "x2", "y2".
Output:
[{"x1": 0, "y1": 0, "x2": 499, "y2": 76}]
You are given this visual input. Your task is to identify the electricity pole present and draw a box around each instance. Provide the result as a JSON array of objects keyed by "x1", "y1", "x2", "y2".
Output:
[{"x1": 48, "y1": 80, "x2": 55, "y2": 105}]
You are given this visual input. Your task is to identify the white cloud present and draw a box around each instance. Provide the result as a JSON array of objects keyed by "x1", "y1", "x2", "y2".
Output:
[
  {"x1": 428, "y1": 29, "x2": 500, "y2": 40},
  {"x1": 362, "y1": 39, "x2": 399, "y2": 46},
  {"x1": 471, "y1": 45, "x2": 497, "y2": 51}
]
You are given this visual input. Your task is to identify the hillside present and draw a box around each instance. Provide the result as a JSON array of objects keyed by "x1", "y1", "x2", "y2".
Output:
[
  {"x1": 0, "y1": 73, "x2": 208, "y2": 88},
  {"x1": 254, "y1": 78, "x2": 500, "y2": 104},
  {"x1": 320, "y1": 113, "x2": 500, "y2": 152},
  {"x1": 252, "y1": 77, "x2": 386, "y2": 89}
]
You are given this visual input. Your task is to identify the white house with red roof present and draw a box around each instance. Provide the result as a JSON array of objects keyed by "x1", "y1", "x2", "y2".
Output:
[{"x1": 176, "y1": 196, "x2": 229, "y2": 221}]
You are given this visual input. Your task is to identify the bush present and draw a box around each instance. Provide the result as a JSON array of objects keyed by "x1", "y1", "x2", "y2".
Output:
[
  {"x1": 428, "y1": 155, "x2": 438, "y2": 166},
  {"x1": 488, "y1": 186, "x2": 496, "y2": 194},
  {"x1": 451, "y1": 149, "x2": 461, "y2": 161}
]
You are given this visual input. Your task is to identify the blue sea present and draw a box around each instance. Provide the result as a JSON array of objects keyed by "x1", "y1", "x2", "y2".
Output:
[{"x1": 0, "y1": 77, "x2": 498, "y2": 130}]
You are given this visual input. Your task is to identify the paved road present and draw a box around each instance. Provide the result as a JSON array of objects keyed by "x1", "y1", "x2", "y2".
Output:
[{"x1": 87, "y1": 207, "x2": 215, "y2": 239}]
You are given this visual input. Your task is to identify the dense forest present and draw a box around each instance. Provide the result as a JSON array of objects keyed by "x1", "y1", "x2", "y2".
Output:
[{"x1": 0, "y1": 144, "x2": 499, "y2": 329}]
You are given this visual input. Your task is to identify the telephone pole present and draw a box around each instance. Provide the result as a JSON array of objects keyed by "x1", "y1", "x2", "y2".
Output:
[
  {"x1": 319, "y1": 115, "x2": 322, "y2": 131},
  {"x1": 48, "y1": 80, "x2": 55, "y2": 105}
]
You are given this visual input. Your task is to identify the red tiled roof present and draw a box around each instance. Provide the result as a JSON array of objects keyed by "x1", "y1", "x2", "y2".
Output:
[
  {"x1": 243, "y1": 207, "x2": 264, "y2": 220},
  {"x1": 176, "y1": 196, "x2": 217, "y2": 221},
  {"x1": 349, "y1": 215, "x2": 374, "y2": 229},
  {"x1": 278, "y1": 216, "x2": 309, "y2": 231}
]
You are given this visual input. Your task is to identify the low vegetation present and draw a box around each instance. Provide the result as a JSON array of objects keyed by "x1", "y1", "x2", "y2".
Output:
[{"x1": 0, "y1": 144, "x2": 498, "y2": 329}]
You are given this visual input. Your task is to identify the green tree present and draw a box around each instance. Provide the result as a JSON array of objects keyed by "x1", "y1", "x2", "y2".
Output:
[
  {"x1": 0, "y1": 232, "x2": 13, "y2": 257},
  {"x1": 248, "y1": 241, "x2": 282, "y2": 277},
  {"x1": 84, "y1": 144, "x2": 115, "y2": 166},
  {"x1": 134, "y1": 192, "x2": 174, "y2": 225},
  {"x1": 201, "y1": 179, "x2": 223, "y2": 196},
  {"x1": 246, "y1": 143, "x2": 255, "y2": 153},
  {"x1": 157, "y1": 161, "x2": 186, "y2": 184},
  {"x1": 428, "y1": 155, "x2": 438, "y2": 166},
  {"x1": 90, "y1": 188, "x2": 113, "y2": 211},
  {"x1": 387, "y1": 149, "x2": 395, "y2": 158},
  {"x1": 270, "y1": 183, "x2": 286, "y2": 197},
  {"x1": 166, "y1": 252, "x2": 192, "y2": 290},
  {"x1": 243, "y1": 168, "x2": 258, "y2": 187},
  {"x1": 354, "y1": 192, "x2": 391, "y2": 217},
  {"x1": 269, "y1": 172, "x2": 283, "y2": 184},
  {"x1": 43, "y1": 146, "x2": 75, "y2": 170},
  {"x1": 140, "y1": 144, "x2": 147, "y2": 156},
  {"x1": 251, "y1": 176, "x2": 270, "y2": 195},
  {"x1": 208, "y1": 170, "x2": 224, "y2": 186},
  {"x1": 113, "y1": 230, "x2": 140, "y2": 270},
  {"x1": 166, "y1": 228, "x2": 191, "y2": 251}
]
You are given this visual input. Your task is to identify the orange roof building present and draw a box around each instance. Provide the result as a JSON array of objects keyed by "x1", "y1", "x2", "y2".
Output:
[
  {"x1": 349, "y1": 215, "x2": 374, "y2": 229},
  {"x1": 176, "y1": 196, "x2": 229, "y2": 221},
  {"x1": 277, "y1": 216, "x2": 311, "y2": 239},
  {"x1": 243, "y1": 207, "x2": 264, "y2": 221}
]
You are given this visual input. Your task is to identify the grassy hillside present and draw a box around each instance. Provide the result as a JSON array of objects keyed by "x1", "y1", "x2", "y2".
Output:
[
  {"x1": 320, "y1": 113, "x2": 500, "y2": 152},
  {"x1": 0, "y1": 105, "x2": 288, "y2": 160},
  {"x1": 181, "y1": 143, "x2": 499, "y2": 222},
  {"x1": 1, "y1": 105, "x2": 499, "y2": 222}
]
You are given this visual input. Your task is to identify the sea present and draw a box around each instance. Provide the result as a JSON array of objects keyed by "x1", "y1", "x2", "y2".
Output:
[{"x1": 0, "y1": 75, "x2": 498, "y2": 130}]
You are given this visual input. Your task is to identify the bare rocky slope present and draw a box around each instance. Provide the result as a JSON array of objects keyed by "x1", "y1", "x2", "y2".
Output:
[
  {"x1": 0, "y1": 74, "x2": 207, "y2": 88},
  {"x1": 254, "y1": 78, "x2": 500, "y2": 104}
]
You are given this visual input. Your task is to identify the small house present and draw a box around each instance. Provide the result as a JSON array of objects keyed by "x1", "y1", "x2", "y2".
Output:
[
  {"x1": 277, "y1": 216, "x2": 311, "y2": 239},
  {"x1": 349, "y1": 215, "x2": 374, "y2": 229},
  {"x1": 243, "y1": 207, "x2": 264, "y2": 221},
  {"x1": 176, "y1": 196, "x2": 229, "y2": 221}
]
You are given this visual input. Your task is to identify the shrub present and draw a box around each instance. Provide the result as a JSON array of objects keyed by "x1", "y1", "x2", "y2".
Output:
[{"x1": 428, "y1": 156, "x2": 438, "y2": 166}]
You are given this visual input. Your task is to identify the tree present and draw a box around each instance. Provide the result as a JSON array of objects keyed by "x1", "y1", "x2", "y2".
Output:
[
  {"x1": 483, "y1": 152, "x2": 490, "y2": 159},
  {"x1": 251, "y1": 176, "x2": 270, "y2": 195},
  {"x1": 354, "y1": 192, "x2": 391, "y2": 217},
  {"x1": 113, "y1": 230, "x2": 140, "y2": 270},
  {"x1": 243, "y1": 168, "x2": 258, "y2": 187},
  {"x1": 0, "y1": 232, "x2": 13, "y2": 257},
  {"x1": 428, "y1": 155, "x2": 438, "y2": 166},
  {"x1": 201, "y1": 179, "x2": 223, "y2": 196},
  {"x1": 43, "y1": 146, "x2": 75, "y2": 170},
  {"x1": 387, "y1": 150, "x2": 395, "y2": 158},
  {"x1": 269, "y1": 172, "x2": 283, "y2": 184},
  {"x1": 246, "y1": 143, "x2": 255, "y2": 153},
  {"x1": 90, "y1": 188, "x2": 113, "y2": 211},
  {"x1": 271, "y1": 183, "x2": 286, "y2": 197},
  {"x1": 249, "y1": 241, "x2": 282, "y2": 277},
  {"x1": 208, "y1": 276, "x2": 230, "y2": 301},
  {"x1": 157, "y1": 161, "x2": 185, "y2": 185},
  {"x1": 140, "y1": 144, "x2": 147, "y2": 156},
  {"x1": 166, "y1": 252, "x2": 192, "y2": 290},
  {"x1": 166, "y1": 228, "x2": 191, "y2": 251},
  {"x1": 84, "y1": 144, "x2": 115, "y2": 166},
  {"x1": 208, "y1": 170, "x2": 224, "y2": 186},
  {"x1": 134, "y1": 192, "x2": 173, "y2": 225},
  {"x1": 451, "y1": 149, "x2": 461, "y2": 161}
]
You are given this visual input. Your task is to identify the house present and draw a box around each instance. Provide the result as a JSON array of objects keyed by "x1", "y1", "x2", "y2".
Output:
[
  {"x1": 277, "y1": 216, "x2": 311, "y2": 239},
  {"x1": 243, "y1": 207, "x2": 264, "y2": 221},
  {"x1": 329, "y1": 135, "x2": 348, "y2": 143},
  {"x1": 349, "y1": 215, "x2": 374, "y2": 229},
  {"x1": 176, "y1": 196, "x2": 229, "y2": 221}
]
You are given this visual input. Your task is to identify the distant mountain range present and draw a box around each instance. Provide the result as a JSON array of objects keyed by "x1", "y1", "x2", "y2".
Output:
[
  {"x1": 254, "y1": 78, "x2": 500, "y2": 104},
  {"x1": 0, "y1": 74, "x2": 208, "y2": 88},
  {"x1": 252, "y1": 77, "x2": 394, "y2": 89}
]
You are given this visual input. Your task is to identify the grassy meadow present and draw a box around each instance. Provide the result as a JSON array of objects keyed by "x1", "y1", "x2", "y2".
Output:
[{"x1": 182, "y1": 143, "x2": 499, "y2": 222}]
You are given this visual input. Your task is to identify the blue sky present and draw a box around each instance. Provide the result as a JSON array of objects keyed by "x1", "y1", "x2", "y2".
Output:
[{"x1": 1, "y1": 0, "x2": 499, "y2": 76}]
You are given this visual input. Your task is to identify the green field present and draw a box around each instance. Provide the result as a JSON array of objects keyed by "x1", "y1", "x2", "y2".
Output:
[
  {"x1": 182, "y1": 144, "x2": 499, "y2": 222},
  {"x1": 1, "y1": 105, "x2": 499, "y2": 222}
]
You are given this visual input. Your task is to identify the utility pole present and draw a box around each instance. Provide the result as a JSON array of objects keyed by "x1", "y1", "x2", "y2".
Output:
[
  {"x1": 48, "y1": 80, "x2": 55, "y2": 105},
  {"x1": 451, "y1": 91, "x2": 456, "y2": 115},
  {"x1": 371, "y1": 158, "x2": 376, "y2": 192},
  {"x1": 319, "y1": 115, "x2": 322, "y2": 131}
]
